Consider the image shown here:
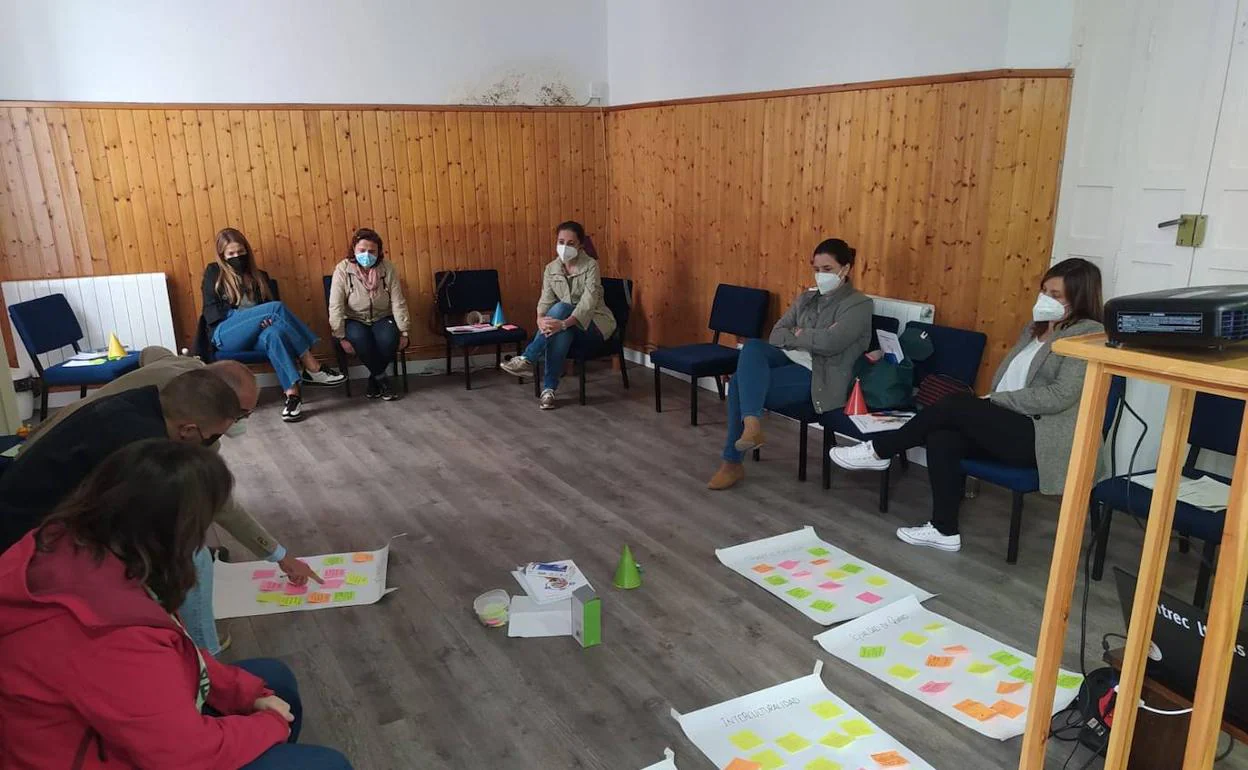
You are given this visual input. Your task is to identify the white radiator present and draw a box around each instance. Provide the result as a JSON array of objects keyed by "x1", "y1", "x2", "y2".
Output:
[
  {"x1": 868, "y1": 295, "x2": 935, "y2": 331},
  {"x1": 2, "y1": 273, "x2": 176, "y2": 377}
]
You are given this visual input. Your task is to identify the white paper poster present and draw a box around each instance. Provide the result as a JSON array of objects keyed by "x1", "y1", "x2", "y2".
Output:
[
  {"x1": 212, "y1": 537, "x2": 400, "y2": 619},
  {"x1": 814, "y1": 595, "x2": 1084, "y2": 740},
  {"x1": 640, "y1": 748, "x2": 679, "y2": 770},
  {"x1": 716, "y1": 526, "x2": 934, "y2": 625},
  {"x1": 673, "y1": 661, "x2": 935, "y2": 770}
]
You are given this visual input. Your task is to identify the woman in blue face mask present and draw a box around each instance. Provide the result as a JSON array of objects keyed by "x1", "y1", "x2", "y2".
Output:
[
  {"x1": 328, "y1": 228, "x2": 411, "y2": 401},
  {"x1": 707, "y1": 238, "x2": 873, "y2": 490}
]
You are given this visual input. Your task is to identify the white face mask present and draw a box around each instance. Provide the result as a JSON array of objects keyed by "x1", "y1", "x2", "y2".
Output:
[
  {"x1": 815, "y1": 271, "x2": 843, "y2": 295},
  {"x1": 556, "y1": 244, "x2": 579, "y2": 263},
  {"x1": 224, "y1": 420, "x2": 248, "y2": 438},
  {"x1": 1032, "y1": 292, "x2": 1068, "y2": 322}
]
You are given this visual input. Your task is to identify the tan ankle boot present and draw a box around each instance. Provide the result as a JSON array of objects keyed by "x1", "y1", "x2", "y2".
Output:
[
  {"x1": 734, "y1": 416, "x2": 766, "y2": 452},
  {"x1": 707, "y1": 461, "x2": 746, "y2": 490}
]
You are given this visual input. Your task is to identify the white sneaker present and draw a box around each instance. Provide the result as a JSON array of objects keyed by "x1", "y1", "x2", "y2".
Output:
[
  {"x1": 303, "y1": 367, "x2": 346, "y2": 386},
  {"x1": 896, "y1": 523, "x2": 962, "y2": 552},
  {"x1": 829, "y1": 441, "x2": 891, "y2": 471},
  {"x1": 539, "y1": 389, "x2": 557, "y2": 410},
  {"x1": 501, "y1": 356, "x2": 533, "y2": 378}
]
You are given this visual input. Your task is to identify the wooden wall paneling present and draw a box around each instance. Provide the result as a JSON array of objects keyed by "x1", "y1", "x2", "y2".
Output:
[
  {"x1": 9, "y1": 108, "x2": 56, "y2": 279},
  {"x1": 46, "y1": 109, "x2": 95, "y2": 277},
  {"x1": 26, "y1": 109, "x2": 79, "y2": 278},
  {"x1": 146, "y1": 109, "x2": 193, "y2": 337}
]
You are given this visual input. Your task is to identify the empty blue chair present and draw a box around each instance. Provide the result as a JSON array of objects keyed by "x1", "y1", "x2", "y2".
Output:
[
  {"x1": 192, "y1": 278, "x2": 281, "y2": 365},
  {"x1": 533, "y1": 277, "x2": 634, "y2": 405},
  {"x1": 9, "y1": 294, "x2": 140, "y2": 420},
  {"x1": 1091, "y1": 391, "x2": 1242, "y2": 607},
  {"x1": 434, "y1": 269, "x2": 528, "y2": 390},
  {"x1": 820, "y1": 321, "x2": 988, "y2": 511},
  {"x1": 650, "y1": 283, "x2": 769, "y2": 425},
  {"x1": 964, "y1": 375, "x2": 1125, "y2": 564}
]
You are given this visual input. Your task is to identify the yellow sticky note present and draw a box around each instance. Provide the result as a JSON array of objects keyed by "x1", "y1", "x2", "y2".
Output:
[
  {"x1": 840, "y1": 718, "x2": 875, "y2": 738},
  {"x1": 346, "y1": 573, "x2": 368, "y2": 586},
  {"x1": 924, "y1": 622, "x2": 946, "y2": 632},
  {"x1": 805, "y1": 759, "x2": 842, "y2": 770},
  {"x1": 810, "y1": 700, "x2": 845, "y2": 720},
  {"x1": 775, "y1": 732, "x2": 812, "y2": 754},
  {"x1": 278, "y1": 595, "x2": 303, "y2": 607},
  {"x1": 888, "y1": 663, "x2": 919, "y2": 681},
  {"x1": 749, "y1": 749, "x2": 786, "y2": 770},
  {"x1": 865, "y1": 575, "x2": 888, "y2": 587},
  {"x1": 824, "y1": 570, "x2": 849, "y2": 580},
  {"x1": 255, "y1": 592, "x2": 282, "y2": 603},
  {"x1": 900, "y1": 631, "x2": 928, "y2": 647},
  {"x1": 730, "y1": 730, "x2": 765, "y2": 752},
  {"x1": 819, "y1": 731, "x2": 855, "y2": 749}
]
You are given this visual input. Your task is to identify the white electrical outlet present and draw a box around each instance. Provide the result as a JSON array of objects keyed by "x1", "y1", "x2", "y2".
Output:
[{"x1": 588, "y1": 81, "x2": 607, "y2": 101}]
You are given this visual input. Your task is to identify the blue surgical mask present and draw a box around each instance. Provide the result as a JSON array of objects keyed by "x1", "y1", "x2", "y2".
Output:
[{"x1": 355, "y1": 252, "x2": 378, "y2": 268}]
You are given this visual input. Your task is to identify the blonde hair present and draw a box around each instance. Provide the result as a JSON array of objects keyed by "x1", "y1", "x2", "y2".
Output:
[{"x1": 213, "y1": 228, "x2": 272, "y2": 306}]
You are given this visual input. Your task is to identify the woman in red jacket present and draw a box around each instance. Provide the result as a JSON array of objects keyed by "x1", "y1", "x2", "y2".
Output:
[{"x1": 0, "y1": 439, "x2": 351, "y2": 770}]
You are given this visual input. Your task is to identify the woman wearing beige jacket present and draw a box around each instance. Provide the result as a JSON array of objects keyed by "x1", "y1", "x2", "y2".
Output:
[{"x1": 329, "y1": 228, "x2": 410, "y2": 401}]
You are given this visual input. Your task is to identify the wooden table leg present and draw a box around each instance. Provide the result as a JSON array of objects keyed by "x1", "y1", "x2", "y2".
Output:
[
  {"x1": 1181, "y1": 416, "x2": 1248, "y2": 767},
  {"x1": 1102, "y1": 387, "x2": 1196, "y2": 769},
  {"x1": 1019, "y1": 364, "x2": 1112, "y2": 768}
]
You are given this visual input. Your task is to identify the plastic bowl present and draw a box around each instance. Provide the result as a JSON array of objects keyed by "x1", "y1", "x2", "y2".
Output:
[{"x1": 473, "y1": 589, "x2": 510, "y2": 628}]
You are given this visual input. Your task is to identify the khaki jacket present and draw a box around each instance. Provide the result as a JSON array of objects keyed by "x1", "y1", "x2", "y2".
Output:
[
  {"x1": 23, "y1": 347, "x2": 280, "y2": 558},
  {"x1": 328, "y1": 259, "x2": 410, "y2": 338},
  {"x1": 536, "y1": 256, "x2": 617, "y2": 339}
]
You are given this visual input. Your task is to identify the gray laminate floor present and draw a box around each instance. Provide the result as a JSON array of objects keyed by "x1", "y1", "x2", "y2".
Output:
[{"x1": 208, "y1": 363, "x2": 1243, "y2": 770}]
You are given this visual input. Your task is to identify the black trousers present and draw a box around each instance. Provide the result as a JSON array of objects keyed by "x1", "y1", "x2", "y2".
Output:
[
  {"x1": 872, "y1": 393, "x2": 1036, "y2": 535},
  {"x1": 343, "y1": 317, "x2": 400, "y2": 378}
]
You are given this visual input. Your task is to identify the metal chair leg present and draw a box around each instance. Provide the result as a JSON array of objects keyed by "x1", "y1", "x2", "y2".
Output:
[
  {"x1": 690, "y1": 377, "x2": 699, "y2": 426},
  {"x1": 752, "y1": 447, "x2": 761, "y2": 462},
  {"x1": 1179, "y1": 534, "x2": 1191, "y2": 554},
  {"x1": 715, "y1": 375, "x2": 725, "y2": 401},
  {"x1": 798, "y1": 421, "x2": 808, "y2": 481},
  {"x1": 534, "y1": 363, "x2": 542, "y2": 397},
  {"x1": 495, "y1": 345, "x2": 502, "y2": 370},
  {"x1": 822, "y1": 427, "x2": 832, "y2": 490},
  {"x1": 1193, "y1": 541, "x2": 1217, "y2": 609},
  {"x1": 1091, "y1": 502, "x2": 1112, "y2": 581},
  {"x1": 79, "y1": 385, "x2": 87, "y2": 399},
  {"x1": 463, "y1": 347, "x2": 471, "y2": 390},
  {"x1": 515, "y1": 342, "x2": 524, "y2": 385},
  {"x1": 40, "y1": 386, "x2": 49, "y2": 421},
  {"x1": 654, "y1": 366, "x2": 662, "y2": 413},
  {"x1": 878, "y1": 467, "x2": 890, "y2": 513},
  {"x1": 1007, "y1": 491, "x2": 1025, "y2": 564},
  {"x1": 579, "y1": 359, "x2": 587, "y2": 405},
  {"x1": 618, "y1": 351, "x2": 629, "y2": 389},
  {"x1": 445, "y1": 341, "x2": 452, "y2": 376}
]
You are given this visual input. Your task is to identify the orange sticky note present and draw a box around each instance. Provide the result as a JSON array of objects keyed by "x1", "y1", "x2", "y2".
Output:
[
  {"x1": 307, "y1": 592, "x2": 331, "y2": 604},
  {"x1": 943, "y1": 644, "x2": 971, "y2": 655},
  {"x1": 352, "y1": 552, "x2": 374, "y2": 563},
  {"x1": 997, "y1": 680, "x2": 1027, "y2": 695},
  {"x1": 954, "y1": 699, "x2": 997, "y2": 722},
  {"x1": 724, "y1": 760, "x2": 763, "y2": 770},
  {"x1": 925, "y1": 655, "x2": 955, "y2": 668},
  {"x1": 752, "y1": 564, "x2": 775, "y2": 574},
  {"x1": 991, "y1": 700, "x2": 1026, "y2": 719},
  {"x1": 810, "y1": 558, "x2": 830, "y2": 566},
  {"x1": 870, "y1": 750, "x2": 910, "y2": 767}
]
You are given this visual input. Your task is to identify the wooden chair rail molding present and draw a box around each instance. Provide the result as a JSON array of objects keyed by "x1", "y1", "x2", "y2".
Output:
[{"x1": 0, "y1": 68, "x2": 1070, "y2": 385}]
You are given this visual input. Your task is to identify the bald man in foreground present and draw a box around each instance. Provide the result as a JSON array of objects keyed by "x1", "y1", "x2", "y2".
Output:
[{"x1": 21, "y1": 346, "x2": 321, "y2": 652}]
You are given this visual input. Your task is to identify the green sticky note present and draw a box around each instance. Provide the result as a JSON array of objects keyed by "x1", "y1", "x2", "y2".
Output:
[
  {"x1": 923, "y1": 622, "x2": 946, "y2": 632},
  {"x1": 810, "y1": 700, "x2": 844, "y2": 720},
  {"x1": 865, "y1": 575, "x2": 888, "y2": 587},
  {"x1": 824, "y1": 570, "x2": 849, "y2": 580},
  {"x1": 819, "y1": 731, "x2": 855, "y2": 749},
  {"x1": 322, "y1": 556, "x2": 345, "y2": 565},
  {"x1": 787, "y1": 587, "x2": 813, "y2": 599},
  {"x1": 990, "y1": 650, "x2": 1024, "y2": 667},
  {"x1": 1010, "y1": 666, "x2": 1035, "y2": 683},
  {"x1": 859, "y1": 645, "x2": 886, "y2": 659},
  {"x1": 765, "y1": 575, "x2": 789, "y2": 586},
  {"x1": 255, "y1": 592, "x2": 282, "y2": 603},
  {"x1": 346, "y1": 573, "x2": 368, "y2": 586},
  {"x1": 805, "y1": 759, "x2": 842, "y2": 770},
  {"x1": 278, "y1": 595, "x2": 303, "y2": 607},
  {"x1": 730, "y1": 730, "x2": 765, "y2": 751},
  {"x1": 331, "y1": 591, "x2": 356, "y2": 602},
  {"x1": 840, "y1": 718, "x2": 875, "y2": 737},
  {"x1": 776, "y1": 732, "x2": 812, "y2": 754},
  {"x1": 967, "y1": 662, "x2": 998, "y2": 675},
  {"x1": 838, "y1": 563, "x2": 864, "y2": 574},
  {"x1": 808, "y1": 547, "x2": 831, "y2": 556},
  {"x1": 750, "y1": 749, "x2": 786, "y2": 770},
  {"x1": 1057, "y1": 673, "x2": 1084, "y2": 689},
  {"x1": 888, "y1": 663, "x2": 919, "y2": 681},
  {"x1": 900, "y1": 631, "x2": 928, "y2": 647},
  {"x1": 810, "y1": 599, "x2": 837, "y2": 612}
]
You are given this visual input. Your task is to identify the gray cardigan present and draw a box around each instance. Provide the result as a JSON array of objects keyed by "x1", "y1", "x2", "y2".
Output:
[
  {"x1": 769, "y1": 282, "x2": 873, "y2": 414},
  {"x1": 987, "y1": 318, "x2": 1106, "y2": 494}
]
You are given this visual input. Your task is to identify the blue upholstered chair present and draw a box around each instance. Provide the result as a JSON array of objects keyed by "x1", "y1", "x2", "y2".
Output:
[
  {"x1": 9, "y1": 293, "x2": 141, "y2": 420},
  {"x1": 192, "y1": 278, "x2": 281, "y2": 365},
  {"x1": 533, "y1": 277, "x2": 633, "y2": 405},
  {"x1": 434, "y1": 269, "x2": 529, "y2": 390},
  {"x1": 820, "y1": 321, "x2": 988, "y2": 511},
  {"x1": 650, "y1": 283, "x2": 770, "y2": 425},
  {"x1": 1091, "y1": 392, "x2": 1242, "y2": 607},
  {"x1": 964, "y1": 375, "x2": 1125, "y2": 564},
  {"x1": 322, "y1": 276, "x2": 408, "y2": 397}
]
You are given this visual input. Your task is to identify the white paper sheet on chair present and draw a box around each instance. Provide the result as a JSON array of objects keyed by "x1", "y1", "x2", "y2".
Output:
[{"x1": 1128, "y1": 472, "x2": 1231, "y2": 512}]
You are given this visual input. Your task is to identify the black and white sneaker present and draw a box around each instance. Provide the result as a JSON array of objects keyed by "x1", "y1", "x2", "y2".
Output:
[
  {"x1": 281, "y1": 394, "x2": 305, "y2": 422},
  {"x1": 365, "y1": 377, "x2": 381, "y2": 399},
  {"x1": 377, "y1": 376, "x2": 399, "y2": 401},
  {"x1": 302, "y1": 367, "x2": 346, "y2": 386}
]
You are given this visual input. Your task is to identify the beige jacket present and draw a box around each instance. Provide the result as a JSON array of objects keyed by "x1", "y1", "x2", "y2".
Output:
[
  {"x1": 329, "y1": 259, "x2": 410, "y2": 337},
  {"x1": 23, "y1": 347, "x2": 280, "y2": 558},
  {"x1": 536, "y1": 256, "x2": 617, "y2": 339}
]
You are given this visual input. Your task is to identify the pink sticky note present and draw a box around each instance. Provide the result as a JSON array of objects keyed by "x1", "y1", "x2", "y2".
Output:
[
  {"x1": 819, "y1": 580, "x2": 843, "y2": 590},
  {"x1": 252, "y1": 569, "x2": 277, "y2": 580},
  {"x1": 258, "y1": 580, "x2": 283, "y2": 592},
  {"x1": 778, "y1": 560, "x2": 801, "y2": 570},
  {"x1": 791, "y1": 570, "x2": 813, "y2": 579},
  {"x1": 322, "y1": 568, "x2": 346, "y2": 579},
  {"x1": 501, "y1": 324, "x2": 519, "y2": 331},
  {"x1": 920, "y1": 681, "x2": 953, "y2": 694},
  {"x1": 320, "y1": 579, "x2": 345, "y2": 589},
  {"x1": 283, "y1": 583, "x2": 308, "y2": 595},
  {"x1": 857, "y1": 591, "x2": 883, "y2": 604}
]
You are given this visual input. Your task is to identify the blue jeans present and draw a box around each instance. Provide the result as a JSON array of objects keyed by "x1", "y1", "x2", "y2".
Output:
[
  {"x1": 343, "y1": 316, "x2": 400, "y2": 378},
  {"x1": 220, "y1": 659, "x2": 353, "y2": 769},
  {"x1": 523, "y1": 302, "x2": 603, "y2": 391},
  {"x1": 723, "y1": 339, "x2": 813, "y2": 462},
  {"x1": 180, "y1": 547, "x2": 221, "y2": 655},
  {"x1": 212, "y1": 302, "x2": 319, "y2": 390}
]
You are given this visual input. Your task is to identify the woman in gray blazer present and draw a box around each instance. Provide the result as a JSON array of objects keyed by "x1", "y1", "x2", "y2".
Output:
[{"x1": 829, "y1": 258, "x2": 1104, "y2": 552}]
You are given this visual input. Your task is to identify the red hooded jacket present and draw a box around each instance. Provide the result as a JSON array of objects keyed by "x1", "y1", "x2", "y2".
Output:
[{"x1": 0, "y1": 532, "x2": 290, "y2": 769}]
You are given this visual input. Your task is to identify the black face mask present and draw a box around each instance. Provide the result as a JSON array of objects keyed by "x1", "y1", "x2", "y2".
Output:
[
  {"x1": 225, "y1": 255, "x2": 248, "y2": 272},
  {"x1": 191, "y1": 425, "x2": 222, "y2": 447}
]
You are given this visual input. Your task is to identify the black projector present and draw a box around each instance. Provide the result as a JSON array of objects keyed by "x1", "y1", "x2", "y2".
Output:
[{"x1": 1105, "y1": 285, "x2": 1248, "y2": 350}]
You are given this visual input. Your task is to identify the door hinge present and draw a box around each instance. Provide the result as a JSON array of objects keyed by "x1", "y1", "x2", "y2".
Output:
[{"x1": 1158, "y1": 214, "x2": 1208, "y2": 247}]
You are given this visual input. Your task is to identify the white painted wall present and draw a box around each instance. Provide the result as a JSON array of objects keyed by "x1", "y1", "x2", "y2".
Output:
[
  {"x1": 606, "y1": 0, "x2": 1075, "y2": 105},
  {"x1": 0, "y1": 0, "x2": 608, "y2": 105}
]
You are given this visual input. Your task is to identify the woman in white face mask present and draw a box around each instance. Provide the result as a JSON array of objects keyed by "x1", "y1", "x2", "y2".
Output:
[
  {"x1": 829, "y1": 258, "x2": 1105, "y2": 554},
  {"x1": 501, "y1": 221, "x2": 617, "y2": 409},
  {"x1": 707, "y1": 238, "x2": 873, "y2": 490}
]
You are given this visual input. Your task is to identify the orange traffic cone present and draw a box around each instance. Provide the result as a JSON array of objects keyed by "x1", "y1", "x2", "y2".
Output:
[{"x1": 845, "y1": 378, "x2": 868, "y2": 416}]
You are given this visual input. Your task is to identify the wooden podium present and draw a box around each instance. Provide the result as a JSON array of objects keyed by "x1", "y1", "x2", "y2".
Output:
[{"x1": 1018, "y1": 333, "x2": 1248, "y2": 769}]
